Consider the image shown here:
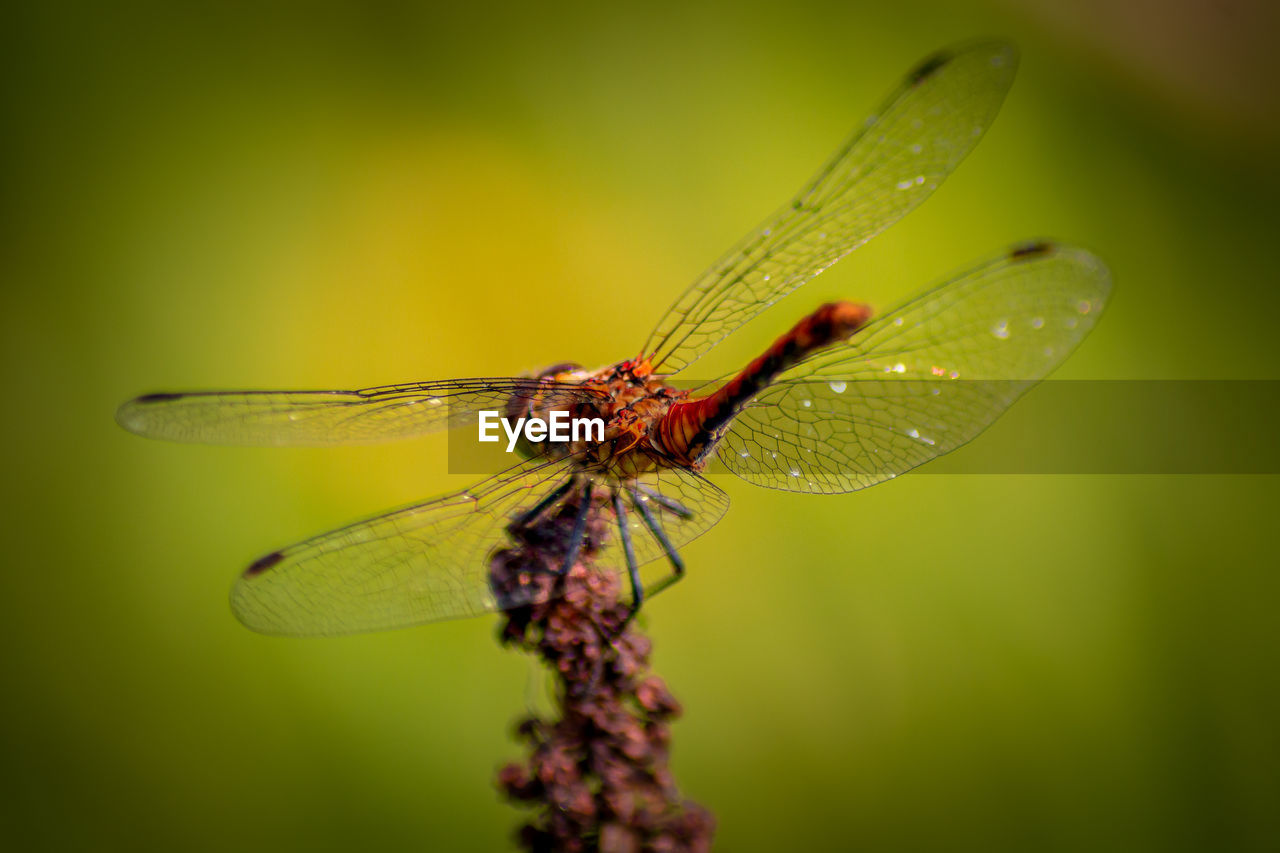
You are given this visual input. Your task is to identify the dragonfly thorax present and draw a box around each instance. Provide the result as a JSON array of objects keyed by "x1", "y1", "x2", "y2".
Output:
[{"x1": 505, "y1": 359, "x2": 692, "y2": 480}]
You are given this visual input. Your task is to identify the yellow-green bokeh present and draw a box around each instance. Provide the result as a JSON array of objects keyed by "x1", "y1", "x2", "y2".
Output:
[{"x1": 5, "y1": 1, "x2": 1279, "y2": 850}]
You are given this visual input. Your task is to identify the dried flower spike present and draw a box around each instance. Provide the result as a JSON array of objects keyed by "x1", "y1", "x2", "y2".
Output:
[{"x1": 492, "y1": 492, "x2": 713, "y2": 853}]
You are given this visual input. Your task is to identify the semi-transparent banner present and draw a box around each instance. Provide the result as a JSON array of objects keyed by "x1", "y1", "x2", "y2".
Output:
[{"x1": 445, "y1": 381, "x2": 1280, "y2": 476}]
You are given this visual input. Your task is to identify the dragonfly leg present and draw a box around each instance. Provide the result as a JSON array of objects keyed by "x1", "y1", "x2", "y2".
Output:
[
  {"x1": 560, "y1": 480, "x2": 595, "y2": 576},
  {"x1": 512, "y1": 476, "x2": 575, "y2": 530},
  {"x1": 612, "y1": 490, "x2": 643, "y2": 625},
  {"x1": 628, "y1": 486, "x2": 685, "y2": 596},
  {"x1": 635, "y1": 483, "x2": 694, "y2": 519},
  {"x1": 503, "y1": 476, "x2": 579, "y2": 583}
]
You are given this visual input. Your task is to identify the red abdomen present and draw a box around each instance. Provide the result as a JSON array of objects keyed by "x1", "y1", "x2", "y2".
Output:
[{"x1": 656, "y1": 301, "x2": 871, "y2": 466}]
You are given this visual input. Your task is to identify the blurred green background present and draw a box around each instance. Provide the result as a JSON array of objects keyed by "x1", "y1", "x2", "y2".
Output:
[{"x1": 5, "y1": 1, "x2": 1279, "y2": 850}]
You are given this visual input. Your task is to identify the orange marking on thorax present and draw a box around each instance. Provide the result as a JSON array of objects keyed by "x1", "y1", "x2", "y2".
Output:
[{"x1": 656, "y1": 301, "x2": 871, "y2": 467}]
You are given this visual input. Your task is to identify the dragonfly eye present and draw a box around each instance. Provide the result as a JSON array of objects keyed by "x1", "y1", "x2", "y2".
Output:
[{"x1": 536, "y1": 362, "x2": 582, "y2": 381}]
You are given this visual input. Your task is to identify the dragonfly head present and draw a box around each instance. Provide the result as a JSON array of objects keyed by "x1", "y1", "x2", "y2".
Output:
[{"x1": 534, "y1": 362, "x2": 583, "y2": 382}]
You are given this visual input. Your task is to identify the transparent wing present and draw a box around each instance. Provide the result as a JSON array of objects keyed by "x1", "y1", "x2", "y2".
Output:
[
  {"x1": 716, "y1": 243, "x2": 1111, "y2": 492},
  {"x1": 643, "y1": 39, "x2": 1018, "y2": 374},
  {"x1": 233, "y1": 453, "x2": 574, "y2": 635},
  {"x1": 116, "y1": 378, "x2": 602, "y2": 446},
  {"x1": 232, "y1": 455, "x2": 729, "y2": 636}
]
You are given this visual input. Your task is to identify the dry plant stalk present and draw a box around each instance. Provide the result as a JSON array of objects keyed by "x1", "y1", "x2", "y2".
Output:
[{"x1": 490, "y1": 490, "x2": 714, "y2": 853}]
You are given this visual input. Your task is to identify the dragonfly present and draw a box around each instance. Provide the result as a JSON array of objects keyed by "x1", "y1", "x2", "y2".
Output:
[{"x1": 117, "y1": 40, "x2": 1110, "y2": 636}]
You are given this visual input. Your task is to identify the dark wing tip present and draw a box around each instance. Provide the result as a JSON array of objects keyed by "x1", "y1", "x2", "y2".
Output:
[
  {"x1": 117, "y1": 393, "x2": 186, "y2": 433},
  {"x1": 1009, "y1": 240, "x2": 1055, "y2": 261},
  {"x1": 243, "y1": 551, "x2": 286, "y2": 578},
  {"x1": 909, "y1": 39, "x2": 1018, "y2": 86},
  {"x1": 908, "y1": 48, "x2": 953, "y2": 85}
]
